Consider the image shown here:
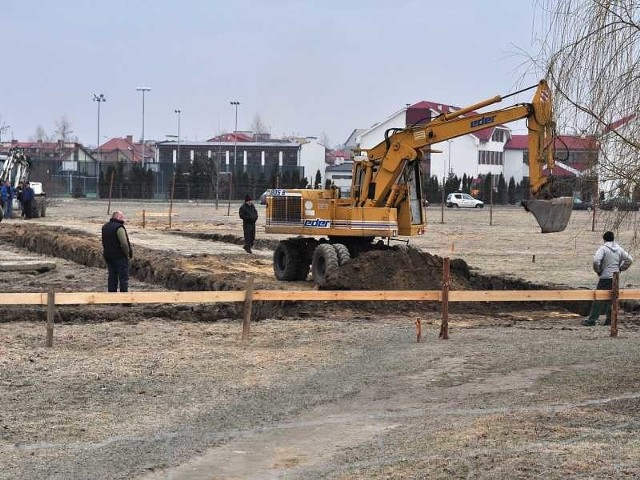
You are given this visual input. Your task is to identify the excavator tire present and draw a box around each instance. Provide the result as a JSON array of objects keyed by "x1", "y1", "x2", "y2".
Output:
[
  {"x1": 0, "y1": 207, "x2": 3, "y2": 223},
  {"x1": 40, "y1": 201, "x2": 46, "y2": 218},
  {"x1": 273, "y1": 240, "x2": 305, "y2": 281},
  {"x1": 312, "y1": 243, "x2": 339, "y2": 287},
  {"x1": 333, "y1": 243, "x2": 351, "y2": 266}
]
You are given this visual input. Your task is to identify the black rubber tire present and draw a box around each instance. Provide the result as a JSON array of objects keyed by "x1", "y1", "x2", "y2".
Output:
[
  {"x1": 0, "y1": 207, "x2": 4, "y2": 223},
  {"x1": 586, "y1": 206, "x2": 592, "y2": 212},
  {"x1": 273, "y1": 240, "x2": 303, "y2": 281},
  {"x1": 476, "y1": 204, "x2": 483, "y2": 209},
  {"x1": 312, "y1": 243, "x2": 339, "y2": 287},
  {"x1": 333, "y1": 243, "x2": 351, "y2": 266},
  {"x1": 455, "y1": 204, "x2": 460, "y2": 208},
  {"x1": 40, "y1": 201, "x2": 46, "y2": 218}
]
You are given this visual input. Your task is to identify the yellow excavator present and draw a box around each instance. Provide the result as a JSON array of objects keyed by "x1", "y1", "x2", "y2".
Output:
[{"x1": 265, "y1": 80, "x2": 573, "y2": 285}]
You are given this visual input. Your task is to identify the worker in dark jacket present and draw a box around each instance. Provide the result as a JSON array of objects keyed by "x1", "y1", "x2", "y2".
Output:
[
  {"x1": 239, "y1": 194, "x2": 258, "y2": 253},
  {"x1": 21, "y1": 182, "x2": 35, "y2": 219},
  {"x1": 101, "y1": 210, "x2": 133, "y2": 292}
]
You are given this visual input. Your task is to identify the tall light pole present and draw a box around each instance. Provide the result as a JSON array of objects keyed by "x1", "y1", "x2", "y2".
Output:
[
  {"x1": 93, "y1": 93, "x2": 106, "y2": 189},
  {"x1": 136, "y1": 87, "x2": 151, "y2": 168},
  {"x1": 174, "y1": 109, "x2": 181, "y2": 165},
  {"x1": 447, "y1": 139, "x2": 452, "y2": 175},
  {"x1": 230, "y1": 101, "x2": 240, "y2": 172}
]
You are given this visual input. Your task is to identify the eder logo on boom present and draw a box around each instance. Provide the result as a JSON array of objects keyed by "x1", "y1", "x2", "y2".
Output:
[{"x1": 470, "y1": 115, "x2": 496, "y2": 128}]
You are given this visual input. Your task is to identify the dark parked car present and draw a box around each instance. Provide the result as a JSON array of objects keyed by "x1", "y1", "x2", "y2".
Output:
[
  {"x1": 599, "y1": 196, "x2": 640, "y2": 211},
  {"x1": 572, "y1": 197, "x2": 593, "y2": 211}
]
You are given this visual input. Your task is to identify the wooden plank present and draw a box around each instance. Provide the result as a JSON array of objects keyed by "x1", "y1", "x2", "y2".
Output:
[
  {"x1": 447, "y1": 290, "x2": 607, "y2": 302},
  {"x1": 2, "y1": 288, "x2": 640, "y2": 306},
  {"x1": 0, "y1": 293, "x2": 47, "y2": 305},
  {"x1": 55, "y1": 291, "x2": 246, "y2": 305},
  {"x1": 252, "y1": 290, "x2": 442, "y2": 301}
]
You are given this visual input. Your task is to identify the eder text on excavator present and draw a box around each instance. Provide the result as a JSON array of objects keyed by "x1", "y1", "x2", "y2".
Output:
[{"x1": 264, "y1": 80, "x2": 573, "y2": 285}]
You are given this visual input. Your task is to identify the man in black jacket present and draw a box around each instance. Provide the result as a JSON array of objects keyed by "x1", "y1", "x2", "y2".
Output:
[
  {"x1": 101, "y1": 210, "x2": 133, "y2": 292},
  {"x1": 239, "y1": 194, "x2": 258, "y2": 253}
]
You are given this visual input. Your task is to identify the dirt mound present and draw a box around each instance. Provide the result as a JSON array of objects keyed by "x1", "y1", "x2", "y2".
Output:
[{"x1": 324, "y1": 247, "x2": 471, "y2": 290}]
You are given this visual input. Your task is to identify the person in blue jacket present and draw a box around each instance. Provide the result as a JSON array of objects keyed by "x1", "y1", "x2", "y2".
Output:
[{"x1": 1, "y1": 181, "x2": 14, "y2": 219}]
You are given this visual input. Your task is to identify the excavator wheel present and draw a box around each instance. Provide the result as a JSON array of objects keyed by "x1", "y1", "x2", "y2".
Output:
[
  {"x1": 333, "y1": 243, "x2": 351, "y2": 266},
  {"x1": 273, "y1": 240, "x2": 306, "y2": 281},
  {"x1": 312, "y1": 243, "x2": 339, "y2": 287},
  {"x1": 0, "y1": 207, "x2": 3, "y2": 223}
]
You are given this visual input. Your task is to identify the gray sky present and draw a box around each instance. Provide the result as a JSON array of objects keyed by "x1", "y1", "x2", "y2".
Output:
[{"x1": 1, "y1": 0, "x2": 545, "y2": 147}]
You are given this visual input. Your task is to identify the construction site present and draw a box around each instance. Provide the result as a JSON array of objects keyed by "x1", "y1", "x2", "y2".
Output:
[{"x1": 1, "y1": 198, "x2": 640, "y2": 479}]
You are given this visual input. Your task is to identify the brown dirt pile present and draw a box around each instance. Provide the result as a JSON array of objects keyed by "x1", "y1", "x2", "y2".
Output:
[{"x1": 324, "y1": 247, "x2": 472, "y2": 290}]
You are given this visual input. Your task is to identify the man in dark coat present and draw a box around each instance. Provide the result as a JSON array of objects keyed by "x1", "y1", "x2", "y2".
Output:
[
  {"x1": 239, "y1": 194, "x2": 258, "y2": 253},
  {"x1": 101, "y1": 210, "x2": 133, "y2": 292},
  {"x1": 21, "y1": 182, "x2": 35, "y2": 219}
]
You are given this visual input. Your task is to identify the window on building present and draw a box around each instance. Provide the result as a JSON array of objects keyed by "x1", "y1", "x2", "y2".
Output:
[
  {"x1": 491, "y1": 129, "x2": 505, "y2": 142},
  {"x1": 478, "y1": 150, "x2": 504, "y2": 165}
]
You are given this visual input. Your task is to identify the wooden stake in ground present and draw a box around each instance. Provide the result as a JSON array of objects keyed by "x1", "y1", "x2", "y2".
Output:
[
  {"x1": 611, "y1": 272, "x2": 619, "y2": 338},
  {"x1": 242, "y1": 276, "x2": 254, "y2": 342},
  {"x1": 45, "y1": 289, "x2": 55, "y2": 347},
  {"x1": 142, "y1": 209, "x2": 146, "y2": 229},
  {"x1": 439, "y1": 257, "x2": 450, "y2": 340},
  {"x1": 415, "y1": 317, "x2": 422, "y2": 343}
]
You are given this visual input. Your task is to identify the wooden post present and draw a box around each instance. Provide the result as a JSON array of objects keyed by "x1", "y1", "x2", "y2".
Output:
[
  {"x1": 439, "y1": 257, "x2": 450, "y2": 340},
  {"x1": 415, "y1": 317, "x2": 422, "y2": 343},
  {"x1": 169, "y1": 173, "x2": 176, "y2": 229},
  {"x1": 45, "y1": 289, "x2": 55, "y2": 347},
  {"x1": 107, "y1": 171, "x2": 115, "y2": 215},
  {"x1": 142, "y1": 209, "x2": 146, "y2": 229},
  {"x1": 611, "y1": 272, "x2": 619, "y2": 338},
  {"x1": 242, "y1": 276, "x2": 254, "y2": 342}
]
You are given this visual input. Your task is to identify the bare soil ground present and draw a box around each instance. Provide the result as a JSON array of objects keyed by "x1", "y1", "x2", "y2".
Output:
[{"x1": 2, "y1": 199, "x2": 640, "y2": 479}]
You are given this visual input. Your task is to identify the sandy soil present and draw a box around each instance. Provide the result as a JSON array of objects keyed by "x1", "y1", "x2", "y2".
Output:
[{"x1": 1, "y1": 199, "x2": 640, "y2": 479}]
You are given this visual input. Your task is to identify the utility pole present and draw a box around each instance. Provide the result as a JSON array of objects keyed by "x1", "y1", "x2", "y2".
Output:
[
  {"x1": 93, "y1": 93, "x2": 106, "y2": 194},
  {"x1": 136, "y1": 87, "x2": 151, "y2": 168}
]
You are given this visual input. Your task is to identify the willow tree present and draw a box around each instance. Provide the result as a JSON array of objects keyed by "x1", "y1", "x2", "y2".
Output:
[{"x1": 535, "y1": 0, "x2": 640, "y2": 226}]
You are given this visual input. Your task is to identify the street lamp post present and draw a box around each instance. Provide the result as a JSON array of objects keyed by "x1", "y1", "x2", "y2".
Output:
[
  {"x1": 136, "y1": 87, "x2": 151, "y2": 168},
  {"x1": 230, "y1": 100, "x2": 240, "y2": 177},
  {"x1": 93, "y1": 93, "x2": 106, "y2": 195},
  {"x1": 174, "y1": 109, "x2": 181, "y2": 165},
  {"x1": 448, "y1": 139, "x2": 452, "y2": 175}
]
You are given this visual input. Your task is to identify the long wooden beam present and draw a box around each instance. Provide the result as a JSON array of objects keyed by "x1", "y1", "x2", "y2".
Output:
[{"x1": 0, "y1": 288, "x2": 631, "y2": 306}]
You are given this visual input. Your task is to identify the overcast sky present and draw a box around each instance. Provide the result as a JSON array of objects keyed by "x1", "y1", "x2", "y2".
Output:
[{"x1": 1, "y1": 0, "x2": 546, "y2": 147}]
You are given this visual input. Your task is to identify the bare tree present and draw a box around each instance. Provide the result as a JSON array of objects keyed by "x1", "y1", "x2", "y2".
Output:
[
  {"x1": 31, "y1": 125, "x2": 51, "y2": 142},
  {"x1": 536, "y1": 0, "x2": 640, "y2": 206},
  {"x1": 250, "y1": 114, "x2": 269, "y2": 135},
  {"x1": 54, "y1": 115, "x2": 77, "y2": 143}
]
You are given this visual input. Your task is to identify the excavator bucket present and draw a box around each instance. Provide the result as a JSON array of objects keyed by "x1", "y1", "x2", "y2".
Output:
[{"x1": 524, "y1": 196, "x2": 573, "y2": 233}]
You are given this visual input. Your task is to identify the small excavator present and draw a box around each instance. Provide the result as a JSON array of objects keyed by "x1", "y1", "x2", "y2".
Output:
[{"x1": 264, "y1": 80, "x2": 573, "y2": 285}]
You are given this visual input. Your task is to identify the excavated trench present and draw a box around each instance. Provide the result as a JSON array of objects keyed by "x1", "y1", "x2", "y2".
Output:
[{"x1": 0, "y1": 224, "x2": 592, "y2": 323}]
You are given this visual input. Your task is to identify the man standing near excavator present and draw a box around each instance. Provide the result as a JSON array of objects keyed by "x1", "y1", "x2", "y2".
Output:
[
  {"x1": 101, "y1": 210, "x2": 133, "y2": 292},
  {"x1": 582, "y1": 231, "x2": 633, "y2": 326},
  {"x1": 239, "y1": 194, "x2": 258, "y2": 253}
]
